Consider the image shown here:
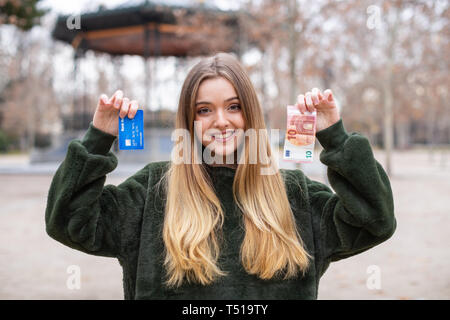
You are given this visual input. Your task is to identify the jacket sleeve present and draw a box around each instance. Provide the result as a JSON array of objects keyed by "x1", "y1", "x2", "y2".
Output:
[
  {"x1": 45, "y1": 122, "x2": 149, "y2": 258},
  {"x1": 305, "y1": 119, "x2": 396, "y2": 276}
]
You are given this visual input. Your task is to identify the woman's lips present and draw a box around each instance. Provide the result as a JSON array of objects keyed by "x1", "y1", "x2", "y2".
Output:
[{"x1": 213, "y1": 130, "x2": 235, "y2": 143}]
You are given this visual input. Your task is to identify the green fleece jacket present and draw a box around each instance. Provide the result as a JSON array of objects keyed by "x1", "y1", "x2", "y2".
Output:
[{"x1": 45, "y1": 119, "x2": 396, "y2": 299}]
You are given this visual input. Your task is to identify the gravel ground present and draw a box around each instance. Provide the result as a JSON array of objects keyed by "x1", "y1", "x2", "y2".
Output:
[{"x1": 0, "y1": 149, "x2": 449, "y2": 300}]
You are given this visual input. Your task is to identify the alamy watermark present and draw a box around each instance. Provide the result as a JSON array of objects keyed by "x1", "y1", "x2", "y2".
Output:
[
  {"x1": 366, "y1": 5, "x2": 382, "y2": 30},
  {"x1": 366, "y1": 265, "x2": 381, "y2": 290},
  {"x1": 66, "y1": 265, "x2": 81, "y2": 290},
  {"x1": 66, "y1": 15, "x2": 81, "y2": 30}
]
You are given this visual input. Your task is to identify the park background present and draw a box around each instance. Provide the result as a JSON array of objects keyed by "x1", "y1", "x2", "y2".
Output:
[{"x1": 0, "y1": 0, "x2": 449, "y2": 299}]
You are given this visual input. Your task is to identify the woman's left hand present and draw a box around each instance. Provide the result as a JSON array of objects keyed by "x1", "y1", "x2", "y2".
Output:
[{"x1": 296, "y1": 88, "x2": 341, "y2": 132}]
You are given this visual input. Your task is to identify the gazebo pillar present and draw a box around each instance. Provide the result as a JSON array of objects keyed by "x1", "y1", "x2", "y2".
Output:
[
  {"x1": 111, "y1": 55, "x2": 124, "y2": 152},
  {"x1": 144, "y1": 24, "x2": 162, "y2": 125},
  {"x1": 72, "y1": 48, "x2": 84, "y2": 133},
  {"x1": 144, "y1": 25, "x2": 151, "y2": 121}
]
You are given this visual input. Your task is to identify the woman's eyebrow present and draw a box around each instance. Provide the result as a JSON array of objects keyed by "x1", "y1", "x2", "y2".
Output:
[{"x1": 195, "y1": 96, "x2": 239, "y2": 106}]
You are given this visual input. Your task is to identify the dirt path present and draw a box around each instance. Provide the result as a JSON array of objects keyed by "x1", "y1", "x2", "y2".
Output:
[{"x1": 0, "y1": 149, "x2": 449, "y2": 299}]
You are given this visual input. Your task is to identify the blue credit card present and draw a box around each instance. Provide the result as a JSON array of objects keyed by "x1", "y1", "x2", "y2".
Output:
[{"x1": 118, "y1": 110, "x2": 144, "y2": 150}]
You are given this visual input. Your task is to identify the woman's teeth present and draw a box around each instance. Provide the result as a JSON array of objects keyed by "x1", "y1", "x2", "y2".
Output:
[{"x1": 214, "y1": 130, "x2": 235, "y2": 141}]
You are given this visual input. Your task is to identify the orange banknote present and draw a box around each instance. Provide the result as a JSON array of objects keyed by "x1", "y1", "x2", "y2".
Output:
[{"x1": 283, "y1": 105, "x2": 316, "y2": 163}]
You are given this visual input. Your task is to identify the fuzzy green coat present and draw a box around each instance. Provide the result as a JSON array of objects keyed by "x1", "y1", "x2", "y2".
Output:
[{"x1": 45, "y1": 119, "x2": 396, "y2": 299}]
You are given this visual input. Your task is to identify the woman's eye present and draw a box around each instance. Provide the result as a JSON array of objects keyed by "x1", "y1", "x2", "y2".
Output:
[
  {"x1": 197, "y1": 108, "x2": 209, "y2": 114},
  {"x1": 197, "y1": 105, "x2": 240, "y2": 114}
]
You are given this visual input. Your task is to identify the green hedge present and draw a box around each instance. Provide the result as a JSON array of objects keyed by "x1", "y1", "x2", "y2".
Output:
[{"x1": 0, "y1": 129, "x2": 10, "y2": 153}]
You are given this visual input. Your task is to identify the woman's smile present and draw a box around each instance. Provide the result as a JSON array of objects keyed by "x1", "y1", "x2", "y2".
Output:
[{"x1": 212, "y1": 130, "x2": 236, "y2": 143}]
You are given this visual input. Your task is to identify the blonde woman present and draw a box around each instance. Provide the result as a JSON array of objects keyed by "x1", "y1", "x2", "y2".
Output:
[{"x1": 45, "y1": 52, "x2": 396, "y2": 299}]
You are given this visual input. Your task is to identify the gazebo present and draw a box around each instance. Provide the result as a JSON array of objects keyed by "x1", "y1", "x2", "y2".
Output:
[
  {"x1": 51, "y1": 0, "x2": 244, "y2": 131},
  {"x1": 41, "y1": 0, "x2": 247, "y2": 164}
]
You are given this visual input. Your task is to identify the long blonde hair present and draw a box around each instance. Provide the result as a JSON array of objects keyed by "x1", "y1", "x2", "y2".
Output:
[{"x1": 158, "y1": 52, "x2": 311, "y2": 288}]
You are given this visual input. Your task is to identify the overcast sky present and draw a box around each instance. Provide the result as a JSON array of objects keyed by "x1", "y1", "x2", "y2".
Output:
[{"x1": 39, "y1": 0, "x2": 241, "y2": 15}]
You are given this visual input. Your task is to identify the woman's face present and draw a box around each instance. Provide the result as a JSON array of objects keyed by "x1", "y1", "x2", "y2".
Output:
[{"x1": 194, "y1": 77, "x2": 245, "y2": 164}]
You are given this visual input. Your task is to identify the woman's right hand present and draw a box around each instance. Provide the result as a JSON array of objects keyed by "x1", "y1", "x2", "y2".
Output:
[{"x1": 93, "y1": 90, "x2": 140, "y2": 137}]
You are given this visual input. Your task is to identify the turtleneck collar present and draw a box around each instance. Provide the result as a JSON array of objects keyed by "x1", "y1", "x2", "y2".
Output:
[{"x1": 204, "y1": 163, "x2": 237, "y2": 178}]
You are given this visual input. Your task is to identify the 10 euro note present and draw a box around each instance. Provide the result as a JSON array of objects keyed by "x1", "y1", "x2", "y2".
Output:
[{"x1": 283, "y1": 105, "x2": 316, "y2": 163}]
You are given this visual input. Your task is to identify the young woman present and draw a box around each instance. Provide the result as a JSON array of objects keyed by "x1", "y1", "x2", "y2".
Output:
[{"x1": 45, "y1": 52, "x2": 396, "y2": 299}]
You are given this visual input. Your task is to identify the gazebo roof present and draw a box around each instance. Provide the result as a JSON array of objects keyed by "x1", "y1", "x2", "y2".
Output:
[{"x1": 51, "y1": 0, "x2": 242, "y2": 57}]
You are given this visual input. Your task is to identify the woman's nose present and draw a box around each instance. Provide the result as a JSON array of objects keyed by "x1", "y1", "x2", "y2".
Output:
[{"x1": 213, "y1": 109, "x2": 230, "y2": 128}]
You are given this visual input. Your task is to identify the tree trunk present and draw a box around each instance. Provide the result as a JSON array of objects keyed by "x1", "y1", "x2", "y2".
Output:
[
  {"x1": 383, "y1": 7, "x2": 400, "y2": 177},
  {"x1": 396, "y1": 120, "x2": 410, "y2": 150},
  {"x1": 287, "y1": 0, "x2": 298, "y2": 105}
]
